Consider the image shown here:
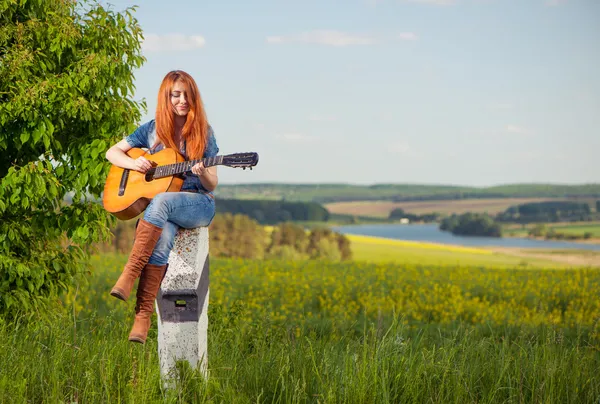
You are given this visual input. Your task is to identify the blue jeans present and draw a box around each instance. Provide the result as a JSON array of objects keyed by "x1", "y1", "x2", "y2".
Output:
[{"x1": 143, "y1": 192, "x2": 216, "y2": 265}]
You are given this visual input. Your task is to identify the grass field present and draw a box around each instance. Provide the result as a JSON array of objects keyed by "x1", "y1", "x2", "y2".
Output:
[
  {"x1": 1, "y1": 243, "x2": 599, "y2": 402},
  {"x1": 345, "y1": 234, "x2": 574, "y2": 268},
  {"x1": 271, "y1": 224, "x2": 597, "y2": 268},
  {"x1": 324, "y1": 198, "x2": 565, "y2": 218},
  {"x1": 503, "y1": 222, "x2": 600, "y2": 239}
]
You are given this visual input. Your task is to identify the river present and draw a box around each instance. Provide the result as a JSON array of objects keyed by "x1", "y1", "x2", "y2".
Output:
[{"x1": 331, "y1": 223, "x2": 600, "y2": 251}]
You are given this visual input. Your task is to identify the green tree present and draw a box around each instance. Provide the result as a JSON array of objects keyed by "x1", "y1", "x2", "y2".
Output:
[
  {"x1": 388, "y1": 208, "x2": 405, "y2": 220},
  {"x1": 440, "y1": 213, "x2": 502, "y2": 237},
  {"x1": 310, "y1": 238, "x2": 342, "y2": 261},
  {"x1": 266, "y1": 245, "x2": 308, "y2": 260},
  {"x1": 528, "y1": 224, "x2": 547, "y2": 238},
  {"x1": 209, "y1": 213, "x2": 267, "y2": 259},
  {"x1": 0, "y1": 0, "x2": 145, "y2": 315},
  {"x1": 306, "y1": 227, "x2": 334, "y2": 257},
  {"x1": 439, "y1": 214, "x2": 459, "y2": 231},
  {"x1": 335, "y1": 233, "x2": 352, "y2": 261},
  {"x1": 268, "y1": 222, "x2": 308, "y2": 253}
]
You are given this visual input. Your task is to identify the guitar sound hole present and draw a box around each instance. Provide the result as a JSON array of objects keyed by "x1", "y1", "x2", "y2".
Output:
[{"x1": 145, "y1": 168, "x2": 156, "y2": 182}]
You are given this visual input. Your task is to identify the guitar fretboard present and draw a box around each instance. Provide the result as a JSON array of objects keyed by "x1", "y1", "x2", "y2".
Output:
[{"x1": 153, "y1": 156, "x2": 224, "y2": 179}]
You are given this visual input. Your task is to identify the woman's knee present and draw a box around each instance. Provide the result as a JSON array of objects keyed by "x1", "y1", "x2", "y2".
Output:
[{"x1": 144, "y1": 193, "x2": 171, "y2": 226}]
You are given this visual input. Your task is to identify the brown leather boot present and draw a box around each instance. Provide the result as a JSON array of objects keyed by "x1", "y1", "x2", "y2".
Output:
[
  {"x1": 110, "y1": 219, "x2": 163, "y2": 301},
  {"x1": 128, "y1": 263, "x2": 167, "y2": 344}
]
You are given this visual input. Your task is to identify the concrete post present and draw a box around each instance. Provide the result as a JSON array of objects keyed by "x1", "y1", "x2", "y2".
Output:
[{"x1": 155, "y1": 226, "x2": 210, "y2": 384}]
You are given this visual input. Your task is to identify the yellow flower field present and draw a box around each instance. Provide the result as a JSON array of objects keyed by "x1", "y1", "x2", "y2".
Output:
[
  {"x1": 211, "y1": 259, "x2": 599, "y2": 329},
  {"x1": 345, "y1": 233, "x2": 569, "y2": 268},
  {"x1": 49, "y1": 249, "x2": 600, "y2": 402},
  {"x1": 73, "y1": 253, "x2": 600, "y2": 336}
]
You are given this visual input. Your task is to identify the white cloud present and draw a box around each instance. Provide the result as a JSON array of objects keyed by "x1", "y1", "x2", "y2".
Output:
[
  {"x1": 506, "y1": 125, "x2": 534, "y2": 135},
  {"x1": 388, "y1": 141, "x2": 417, "y2": 156},
  {"x1": 308, "y1": 113, "x2": 337, "y2": 122},
  {"x1": 266, "y1": 30, "x2": 376, "y2": 47},
  {"x1": 379, "y1": 112, "x2": 395, "y2": 121},
  {"x1": 398, "y1": 32, "x2": 418, "y2": 41},
  {"x1": 466, "y1": 124, "x2": 535, "y2": 137},
  {"x1": 266, "y1": 36, "x2": 285, "y2": 44},
  {"x1": 275, "y1": 133, "x2": 317, "y2": 143},
  {"x1": 142, "y1": 33, "x2": 206, "y2": 52}
]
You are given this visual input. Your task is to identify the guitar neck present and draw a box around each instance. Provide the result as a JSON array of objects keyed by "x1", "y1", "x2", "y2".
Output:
[{"x1": 152, "y1": 156, "x2": 224, "y2": 179}]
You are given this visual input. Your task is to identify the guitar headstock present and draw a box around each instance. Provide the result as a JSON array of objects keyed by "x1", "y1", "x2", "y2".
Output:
[{"x1": 222, "y1": 152, "x2": 259, "y2": 170}]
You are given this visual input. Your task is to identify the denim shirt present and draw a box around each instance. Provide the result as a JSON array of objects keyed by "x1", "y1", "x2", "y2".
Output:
[{"x1": 125, "y1": 119, "x2": 219, "y2": 193}]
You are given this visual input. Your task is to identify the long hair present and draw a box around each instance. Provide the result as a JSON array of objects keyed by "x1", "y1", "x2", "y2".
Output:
[{"x1": 154, "y1": 70, "x2": 208, "y2": 160}]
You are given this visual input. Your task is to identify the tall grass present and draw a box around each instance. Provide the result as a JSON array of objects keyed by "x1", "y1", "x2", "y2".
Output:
[{"x1": 0, "y1": 255, "x2": 598, "y2": 403}]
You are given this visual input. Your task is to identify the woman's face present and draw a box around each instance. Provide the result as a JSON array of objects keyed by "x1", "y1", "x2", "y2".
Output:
[{"x1": 170, "y1": 80, "x2": 190, "y2": 116}]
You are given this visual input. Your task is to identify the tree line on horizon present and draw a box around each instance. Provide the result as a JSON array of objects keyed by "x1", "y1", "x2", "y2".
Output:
[
  {"x1": 95, "y1": 213, "x2": 352, "y2": 261},
  {"x1": 215, "y1": 198, "x2": 329, "y2": 224},
  {"x1": 214, "y1": 183, "x2": 600, "y2": 204},
  {"x1": 496, "y1": 200, "x2": 598, "y2": 224},
  {"x1": 439, "y1": 200, "x2": 600, "y2": 238}
]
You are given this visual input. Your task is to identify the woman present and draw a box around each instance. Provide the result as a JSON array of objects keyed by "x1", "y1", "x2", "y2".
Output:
[{"x1": 105, "y1": 70, "x2": 219, "y2": 344}]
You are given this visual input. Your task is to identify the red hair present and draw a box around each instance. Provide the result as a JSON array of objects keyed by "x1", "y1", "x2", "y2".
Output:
[{"x1": 154, "y1": 70, "x2": 208, "y2": 160}]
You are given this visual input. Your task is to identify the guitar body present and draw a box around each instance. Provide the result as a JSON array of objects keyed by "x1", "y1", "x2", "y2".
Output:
[{"x1": 103, "y1": 148, "x2": 185, "y2": 220}]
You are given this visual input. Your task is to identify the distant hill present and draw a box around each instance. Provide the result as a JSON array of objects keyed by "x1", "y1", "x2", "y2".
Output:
[{"x1": 213, "y1": 183, "x2": 600, "y2": 203}]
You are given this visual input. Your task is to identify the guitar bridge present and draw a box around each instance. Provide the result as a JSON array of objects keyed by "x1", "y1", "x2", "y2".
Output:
[{"x1": 118, "y1": 170, "x2": 129, "y2": 196}]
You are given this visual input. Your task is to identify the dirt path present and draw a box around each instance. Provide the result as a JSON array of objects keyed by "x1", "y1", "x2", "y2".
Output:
[{"x1": 489, "y1": 247, "x2": 600, "y2": 268}]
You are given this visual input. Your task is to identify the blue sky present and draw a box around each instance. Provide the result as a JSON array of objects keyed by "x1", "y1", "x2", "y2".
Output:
[{"x1": 101, "y1": 0, "x2": 599, "y2": 186}]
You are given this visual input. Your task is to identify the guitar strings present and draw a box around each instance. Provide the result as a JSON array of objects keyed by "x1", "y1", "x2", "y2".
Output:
[{"x1": 152, "y1": 155, "x2": 231, "y2": 179}]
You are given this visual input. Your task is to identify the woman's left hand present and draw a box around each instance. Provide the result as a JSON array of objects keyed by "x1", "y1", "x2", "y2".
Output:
[{"x1": 191, "y1": 162, "x2": 207, "y2": 177}]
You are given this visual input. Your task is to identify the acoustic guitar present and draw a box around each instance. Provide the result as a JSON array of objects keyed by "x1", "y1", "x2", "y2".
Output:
[{"x1": 102, "y1": 147, "x2": 259, "y2": 220}]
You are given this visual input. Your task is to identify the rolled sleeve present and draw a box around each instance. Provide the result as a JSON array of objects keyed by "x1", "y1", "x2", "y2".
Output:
[
  {"x1": 204, "y1": 126, "x2": 219, "y2": 158},
  {"x1": 125, "y1": 120, "x2": 154, "y2": 149}
]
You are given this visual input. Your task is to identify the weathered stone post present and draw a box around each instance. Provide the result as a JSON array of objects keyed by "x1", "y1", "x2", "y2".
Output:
[{"x1": 155, "y1": 226, "x2": 210, "y2": 384}]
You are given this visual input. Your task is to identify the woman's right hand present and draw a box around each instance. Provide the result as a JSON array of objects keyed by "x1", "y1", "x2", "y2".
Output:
[{"x1": 133, "y1": 156, "x2": 153, "y2": 173}]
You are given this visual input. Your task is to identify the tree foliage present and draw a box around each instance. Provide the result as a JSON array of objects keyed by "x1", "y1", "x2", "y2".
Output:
[
  {"x1": 215, "y1": 198, "x2": 330, "y2": 224},
  {"x1": 0, "y1": 0, "x2": 145, "y2": 315},
  {"x1": 439, "y1": 213, "x2": 502, "y2": 237},
  {"x1": 209, "y1": 218, "x2": 352, "y2": 261},
  {"x1": 496, "y1": 201, "x2": 594, "y2": 223},
  {"x1": 268, "y1": 222, "x2": 309, "y2": 254},
  {"x1": 95, "y1": 214, "x2": 353, "y2": 262},
  {"x1": 388, "y1": 208, "x2": 405, "y2": 220},
  {"x1": 305, "y1": 227, "x2": 352, "y2": 261},
  {"x1": 209, "y1": 213, "x2": 268, "y2": 259}
]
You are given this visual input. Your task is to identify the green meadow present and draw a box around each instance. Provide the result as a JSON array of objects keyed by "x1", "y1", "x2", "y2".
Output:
[
  {"x1": 1, "y1": 241, "x2": 599, "y2": 403},
  {"x1": 345, "y1": 234, "x2": 570, "y2": 268},
  {"x1": 503, "y1": 222, "x2": 600, "y2": 239}
]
